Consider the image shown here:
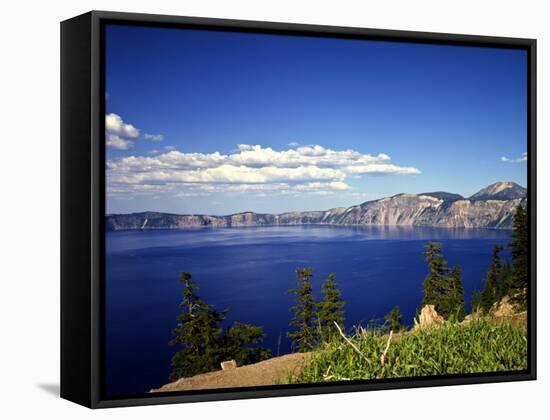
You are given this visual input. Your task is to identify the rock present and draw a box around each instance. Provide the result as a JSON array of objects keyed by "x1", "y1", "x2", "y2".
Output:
[
  {"x1": 220, "y1": 360, "x2": 237, "y2": 371},
  {"x1": 414, "y1": 305, "x2": 445, "y2": 330},
  {"x1": 493, "y1": 296, "x2": 515, "y2": 318}
]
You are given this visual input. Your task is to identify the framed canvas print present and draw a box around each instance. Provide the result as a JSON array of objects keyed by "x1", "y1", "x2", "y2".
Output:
[{"x1": 60, "y1": 11, "x2": 536, "y2": 408}]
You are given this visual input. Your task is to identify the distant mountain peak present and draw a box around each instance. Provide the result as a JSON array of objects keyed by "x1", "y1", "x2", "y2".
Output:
[{"x1": 470, "y1": 181, "x2": 526, "y2": 201}]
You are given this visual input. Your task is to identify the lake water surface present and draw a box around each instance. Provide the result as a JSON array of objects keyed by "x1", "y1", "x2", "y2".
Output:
[{"x1": 105, "y1": 225, "x2": 511, "y2": 395}]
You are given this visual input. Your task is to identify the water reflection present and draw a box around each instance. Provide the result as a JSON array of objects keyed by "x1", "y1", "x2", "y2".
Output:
[{"x1": 107, "y1": 224, "x2": 512, "y2": 253}]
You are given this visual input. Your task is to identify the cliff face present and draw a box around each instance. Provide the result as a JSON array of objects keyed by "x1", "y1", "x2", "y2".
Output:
[{"x1": 106, "y1": 182, "x2": 527, "y2": 231}]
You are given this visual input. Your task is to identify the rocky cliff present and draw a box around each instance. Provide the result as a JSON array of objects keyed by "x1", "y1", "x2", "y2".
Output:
[{"x1": 106, "y1": 182, "x2": 527, "y2": 231}]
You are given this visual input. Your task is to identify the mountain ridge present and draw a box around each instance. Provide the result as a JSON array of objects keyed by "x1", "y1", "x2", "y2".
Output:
[
  {"x1": 469, "y1": 181, "x2": 526, "y2": 201},
  {"x1": 106, "y1": 182, "x2": 527, "y2": 231}
]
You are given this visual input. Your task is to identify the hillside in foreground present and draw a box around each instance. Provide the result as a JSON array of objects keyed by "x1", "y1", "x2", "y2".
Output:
[
  {"x1": 152, "y1": 302, "x2": 527, "y2": 393},
  {"x1": 292, "y1": 312, "x2": 527, "y2": 384}
]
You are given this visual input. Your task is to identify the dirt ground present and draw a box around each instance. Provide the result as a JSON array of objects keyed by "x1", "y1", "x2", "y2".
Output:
[{"x1": 151, "y1": 353, "x2": 309, "y2": 392}]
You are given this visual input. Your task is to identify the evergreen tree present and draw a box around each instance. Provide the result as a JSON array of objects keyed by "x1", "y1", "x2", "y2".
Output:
[
  {"x1": 287, "y1": 267, "x2": 317, "y2": 352},
  {"x1": 169, "y1": 272, "x2": 225, "y2": 380},
  {"x1": 219, "y1": 322, "x2": 270, "y2": 366},
  {"x1": 509, "y1": 204, "x2": 528, "y2": 308},
  {"x1": 170, "y1": 272, "x2": 269, "y2": 381},
  {"x1": 448, "y1": 265, "x2": 465, "y2": 321},
  {"x1": 317, "y1": 273, "x2": 345, "y2": 341},
  {"x1": 499, "y1": 261, "x2": 514, "y2": 300},
  {"x1": 481, "y1": 245, "x2": 504, "y2": 314},
  {"x1": 384, "y1": 306, "x2": 404, "y2": 333},
  {"x1": 422, "y1": 242, "x2": 465, "y2": 320},
  {"x1": 422, "y1": 242, "x2": 452, "y2": 318}
]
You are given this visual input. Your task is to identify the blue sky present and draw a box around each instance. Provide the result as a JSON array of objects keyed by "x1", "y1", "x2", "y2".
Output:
[{"x1": 105, "y1": 24, "x2": 527, "y2": 215}]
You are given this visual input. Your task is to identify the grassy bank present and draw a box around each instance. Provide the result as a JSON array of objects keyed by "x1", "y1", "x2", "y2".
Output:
[{"x1": 292, "y1": 317, "x2": 527, "y2": 383}]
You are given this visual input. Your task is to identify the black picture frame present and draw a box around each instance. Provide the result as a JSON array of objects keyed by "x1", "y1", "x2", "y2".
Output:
[{"x1": 60, "y1": 10, "x2": 537, "y2": 409}]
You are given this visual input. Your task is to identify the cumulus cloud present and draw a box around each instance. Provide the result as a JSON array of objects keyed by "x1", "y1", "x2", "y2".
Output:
[
  {"x1": 107, "y1": 180, "x2": 349, "y2": 198},
  {"x1": 105, "y1": 113, "x2": 141, "y2": 150},
  {"x1": 345, "y1": 163, "x2": 421, "y2": 175},
  {"x1": 144, "y1": 133, "x2": 164, "y2": 141},
  {"x1": 109, "y1": 162, "x2": 344, "y2": 184},
  {"x1": 107, "y1": 144, "x2": 421, "y2": 198},
  {"x1": 106, "y1": 113, "x2": 163, "y2": 149},
  {"x1": 106, "y1": 134, "x2": 133, "y2": 150},
  {"x1": 501, "y1": 152, "x2": 527, "y2": 163},
  {"x1": 106, "y1": 113, "x2": 139, "y2": 138},
  {"x1": 223, "y1": 144, "x2": 397, "y2": 170}
]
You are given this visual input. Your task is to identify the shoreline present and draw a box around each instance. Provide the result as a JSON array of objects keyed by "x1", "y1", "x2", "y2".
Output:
[{"x1": 106, "y1": 222, "x2": 514, "y2": 233}]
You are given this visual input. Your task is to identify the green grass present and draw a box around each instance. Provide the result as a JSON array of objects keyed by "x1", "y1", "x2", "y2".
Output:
[{"x1": 292, "y1": 317, "x2": 527, "y2": 383}]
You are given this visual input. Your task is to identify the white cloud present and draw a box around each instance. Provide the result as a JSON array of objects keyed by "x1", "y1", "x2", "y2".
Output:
[
  {"x1": 106, "y1": 134, "x2": 133, "y2": 150},
  {"x1": 237, "y1": 144, "x2": 255, "y2": 151},
  {"x1": 107, "y1": 180, "x2": 350, "y2": 199},
  {"x1": 109, "y1": 163, "x2": 344, "y2": 185},
  {"x1": 288, "y1": 142, "x2": 300, "y2": 147},
  {"x1": 105, "y1": 113, "x2": 165, "y2": 150},
  {"x1": 345, "y1": 163, "x2": 421, "y2": 175},
  {"x1": 106, "y1": 113, "x2": 139, "y2": 138},
  {"x1": 144, "y1": 133, "x2": 164, "y2": 141},
  {"x1": 501, "y1": 152, "x2": 527, "y2": 163},
  {"x1": 105, "y1": 113, "x2": 141, "y2": 150},
  {"x1": 225, "y1": 145, "x2": 396, "y2": 169},
  {"x1": 295, "y1": 181, "x2": 350, "y2": 191},
  {"x1": 107, "y1": 144, "x2": 421, "y2": 198}
]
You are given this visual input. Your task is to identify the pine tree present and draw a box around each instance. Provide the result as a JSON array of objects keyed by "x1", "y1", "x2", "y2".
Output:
[
  {"x1": 481, "y1": 245, "x2": 504, "y2": 314},
  {"x1": 384, "y1": 306, "x2": 404, "y2": 333},
  {"x1": 169, "y1": 272, "x2": 225, "y2": 380},
  {"x1": 287, "y1": 267, "x2": 317, "y2": 352},
  {"x1": 422, "y1": 242, "x2": 452, "y2": 318},
  {"x1": 219, "y1": 322, "x2": 270, "y2": 367},
  {"x1": 448, "y1": 265, "x2": 465, "y2": 321},
  {"x1": 509, "y1": 204, "x2": 528, "y2": 308},
  {"x1": 499, "y1": 261, "x2": 514, "y2": 300},
  {"x1": 317, "y1": 273, "x2": 345, "y2": 341},
  {"x1": 170, "y1": 272, "x2": 269, "y2": 381},
  {"x1": 422, "y1": 242, "x2": 464, "y2": 320}
]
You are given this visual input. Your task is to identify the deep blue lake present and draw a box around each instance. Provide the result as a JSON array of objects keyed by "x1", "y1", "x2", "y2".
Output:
[{"x1": 105, "y1": 225, "x2": 511, "y2": 395}]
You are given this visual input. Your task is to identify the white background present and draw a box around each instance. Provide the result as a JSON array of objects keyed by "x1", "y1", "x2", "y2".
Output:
[{"x1": 0, "y1": 0, "x2": 547, "y2": 418}]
